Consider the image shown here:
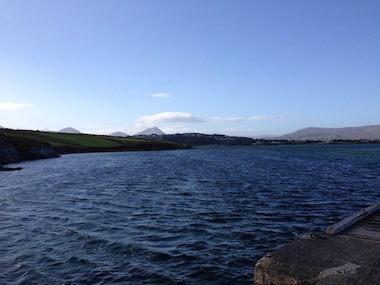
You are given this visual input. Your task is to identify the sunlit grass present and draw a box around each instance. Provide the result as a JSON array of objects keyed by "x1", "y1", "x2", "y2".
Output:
[
  {"x1": 0, "y1": 129, "x2": 186, "y2": 152},
  {"x1": 38, "y1": 133, "x2": 121, "y2": 148}
]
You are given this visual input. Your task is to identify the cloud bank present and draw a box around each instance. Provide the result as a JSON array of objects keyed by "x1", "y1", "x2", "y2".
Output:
[
  {"x1": 136, "y1": 112, "x2": 284, "y2": 129},
  {"x1": 0, "y1": 102, "x2": 33, "y2": 110},
  {"x1": 133, "y1": 112, "x2": 286, "y2": 135},
  {"x1": 211, "y1": 115, "x2": 282, "y2": 122},
  {"x1": 137, "y1": 112, "x2": 205, "y2": 126},
  {"x1": 150, "y1": 93, "x2": 173, "y2": 98}
]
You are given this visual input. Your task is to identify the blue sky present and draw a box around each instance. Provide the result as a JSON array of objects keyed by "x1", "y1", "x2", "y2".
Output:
[{"x1": 1, "y1": 1, "x2": 379, "y2": 136}]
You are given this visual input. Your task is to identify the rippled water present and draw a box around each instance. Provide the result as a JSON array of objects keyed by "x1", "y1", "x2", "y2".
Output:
[{"x1": 1, "y1": 144, "x2": 380, "y2": 284}]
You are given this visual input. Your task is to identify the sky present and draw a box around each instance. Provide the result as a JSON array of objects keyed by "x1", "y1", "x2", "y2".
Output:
[{"x1": 1, "y1": 0, "x2": 379, "y2": 137}]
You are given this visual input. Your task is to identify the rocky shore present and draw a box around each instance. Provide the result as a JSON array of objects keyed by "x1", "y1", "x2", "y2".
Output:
[
  {"x1": 0, "y1": 129, "x2": 190, "y2": 171},
  {"x1": 0, "y1": 133, "x2": 60, "y2": 171}
]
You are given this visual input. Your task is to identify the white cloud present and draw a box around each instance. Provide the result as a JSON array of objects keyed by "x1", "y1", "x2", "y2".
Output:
[
  {"x1": 160, "y1": 125, "x2": 198, "y2": 134},
  {"x1": 150, "y1": 93, "x2": 173, "y2": 98},
  {"x1": 217, "y1": 127, "x2": 260, "y2": 136},
  {"x1": 137, "y1": 112, "x2": 206, "y2": 126},
  {"x1": 211, "y1": 115, "x2": 283, "y2": 122},
  {"x1": 133, "y1": 112, "x2": 287, "y2": 135},
  {"x1": 135, "y1": 112, "x2": 284, "y2": 128},
  {"x1": 0, "y1": 102, "x2": 33, "y2": 110}
]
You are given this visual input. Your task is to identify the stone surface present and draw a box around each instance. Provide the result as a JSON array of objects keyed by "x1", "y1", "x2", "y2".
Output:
[{"x1": 254, "y1": 234, "x2": 380, "y2": 285}]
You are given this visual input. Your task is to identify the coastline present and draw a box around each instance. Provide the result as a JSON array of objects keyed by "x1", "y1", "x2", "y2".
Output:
[
  {"x1": 2, "y1": 128, "x2": 380, "y2": 171},
  {"x1": 0, "y1": 128, "x2": 191, "y2": 170}
]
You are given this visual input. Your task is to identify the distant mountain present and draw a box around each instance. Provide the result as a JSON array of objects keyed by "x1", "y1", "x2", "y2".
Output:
[
  {"x1": 109, "y1": 131, "x2": 129, "y2": 137},
  {"x1": 0, "y1": 126, "x2": 3, "y2": 129},
  {"x1": 135, "y1": 127, "x2": 165, "y2": 136},
  {"x1": 59, "y1": 127, "x2": 81, "y2": 134},
  {"x1": 280, "y1": 124, "x2": 380, "y2": 140}
]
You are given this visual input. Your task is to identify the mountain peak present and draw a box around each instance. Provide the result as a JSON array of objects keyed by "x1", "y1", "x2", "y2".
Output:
[
  {"x1": 59, "y1": 127, "x2": 81, "y2": 134},
  {"x1": 135, "y1": 127, "x2": 165, "y2": 136},
  {"x1": 109, "y1": 131, "x2": 129, "y2": 137}
]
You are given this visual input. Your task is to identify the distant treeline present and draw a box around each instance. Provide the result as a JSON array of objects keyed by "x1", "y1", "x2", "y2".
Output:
[
  {"x1": 2, "y1": 128, "x2": 379, "y2": 168},
  {"x1": 136, "y1": 133, "x2": 380, "y2": 147}
]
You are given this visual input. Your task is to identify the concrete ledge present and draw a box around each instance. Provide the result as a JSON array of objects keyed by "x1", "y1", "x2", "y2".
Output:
[
  {"x1": 254, "y1": 205, "x2": 380, "y2": 284},
  {"x1": 254, "y1": 234, "x2": 380, "y2": 285},
  {"x1": 327, "y1": 203, "x2": 380, "y2": 235}
]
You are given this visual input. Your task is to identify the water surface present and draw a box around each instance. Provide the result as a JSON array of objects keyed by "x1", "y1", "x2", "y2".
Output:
[{"x1": 1, "y1": 145, "x2": 379, "y2": 284}]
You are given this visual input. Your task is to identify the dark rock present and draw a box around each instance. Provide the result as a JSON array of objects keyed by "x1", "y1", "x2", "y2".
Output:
[
  {"x1": 0, "y1": 133, "x2": 60, "y2": 165},
  {"x1": 0, "y1": 134, "x2": 21, "y2": 163},
  {"x1": 16, "y1": 140, "x2": 61, "y2": 161},
  {"x1": 0, "y1": 166, "x2": 23, "y2": 171}
]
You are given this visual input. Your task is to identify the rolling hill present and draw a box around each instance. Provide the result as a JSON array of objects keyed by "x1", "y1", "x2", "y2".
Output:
[
  {"x1": 280, "y1": 124, "x2": 380, "y2": 140},
  {"x1": 0, "y1": 128, "x2": 190, "y2": 166}
]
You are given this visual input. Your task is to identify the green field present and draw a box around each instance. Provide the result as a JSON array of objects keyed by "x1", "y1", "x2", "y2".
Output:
[{"x1": 0, "y1": 128, "x2": 188, "y2": 153}]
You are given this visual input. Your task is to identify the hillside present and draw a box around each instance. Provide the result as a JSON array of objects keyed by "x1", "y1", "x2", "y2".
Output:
[
  {"x1": 280, "y1": 124, "x2": 380, "y2": 140},
  {"x1": 0, "y1": 128, "x2": 190, "y2": 166}
]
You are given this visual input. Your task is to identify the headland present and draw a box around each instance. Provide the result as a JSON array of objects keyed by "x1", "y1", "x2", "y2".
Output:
[{"x1": 0, "y1": 128, "x2": 190, "y2": 169}]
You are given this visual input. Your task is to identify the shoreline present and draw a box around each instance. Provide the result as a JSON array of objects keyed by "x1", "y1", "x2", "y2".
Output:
[
  {"x1": 0, "y1": 128, "x2": 191, "y2": 169},
  {"x1": 2, "y1": 128, "x2": 380, "y2": 171}
]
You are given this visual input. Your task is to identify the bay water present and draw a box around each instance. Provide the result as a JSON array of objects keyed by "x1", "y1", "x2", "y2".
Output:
[{"x1": 1, "y1": 144, "x2": 380, "y2": 284}]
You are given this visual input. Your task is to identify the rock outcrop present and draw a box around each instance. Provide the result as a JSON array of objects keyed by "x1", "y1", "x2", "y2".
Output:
[
  {"x1": 0, "y1": 134, "x2": 21, "y2": 164},
  {"x1": 0, "y1": 133, "x2": 60, "y2": 166}
]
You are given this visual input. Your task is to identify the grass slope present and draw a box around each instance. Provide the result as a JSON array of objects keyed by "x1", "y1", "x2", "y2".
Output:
[{"x1": 0, "y1": 129, "x2": 188, "y2": 153}]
